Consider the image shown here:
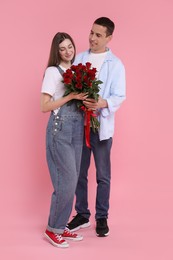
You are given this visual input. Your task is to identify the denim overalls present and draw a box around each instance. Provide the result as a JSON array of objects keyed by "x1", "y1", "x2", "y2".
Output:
[{"x1": 46, "y1": 100, "x2": 84, "y2": 234}]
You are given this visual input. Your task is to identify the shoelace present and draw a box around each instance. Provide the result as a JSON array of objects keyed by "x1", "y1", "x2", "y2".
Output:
[
  {"x1": 64, "y1": 228, "x2": 75, "y2": 236},
  {"x1": 55, "y1": 234, "x2": 64, "y2": 241}
]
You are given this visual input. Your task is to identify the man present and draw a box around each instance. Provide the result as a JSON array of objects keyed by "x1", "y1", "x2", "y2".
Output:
[{"x1": 67, "y1": 17, "x2": 126, "y2": 237}]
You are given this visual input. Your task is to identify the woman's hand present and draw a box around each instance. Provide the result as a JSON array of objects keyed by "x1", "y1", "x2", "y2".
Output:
[{"x1": 69, "y1": 92, "x2": 88, "y2": 101}]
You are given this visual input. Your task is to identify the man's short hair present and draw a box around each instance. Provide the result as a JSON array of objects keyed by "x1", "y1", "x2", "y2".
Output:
[{"x1": 94, "y1": 17, "x2": 115, "y2": 36}]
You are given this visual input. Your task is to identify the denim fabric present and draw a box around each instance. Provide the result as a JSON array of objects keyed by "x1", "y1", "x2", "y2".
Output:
[
  {"x1": 75, "y1": 130, "x2": 112, "y2": 220},
  {"x1": 46, "y1": 102, "x2": 84, "y2": 234}
]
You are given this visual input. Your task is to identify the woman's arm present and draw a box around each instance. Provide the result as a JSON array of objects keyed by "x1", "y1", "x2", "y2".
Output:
[{"x1": 40, "y1": 92, "x2": 88, "y2": 113}]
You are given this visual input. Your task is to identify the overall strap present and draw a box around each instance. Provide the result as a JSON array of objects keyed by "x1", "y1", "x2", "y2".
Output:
[{"x1": 56, "y1": 66, "x2": 64, "y2": 76}]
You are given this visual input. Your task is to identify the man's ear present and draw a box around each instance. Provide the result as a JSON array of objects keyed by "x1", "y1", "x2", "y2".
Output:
[{"x1": 107, "y1": 34, "x2": 113, "y2": 42}]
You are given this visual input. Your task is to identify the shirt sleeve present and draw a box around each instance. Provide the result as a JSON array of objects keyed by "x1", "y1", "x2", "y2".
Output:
[
  {"x1": 41, "y1": 67, "x2": 59, "y2": 96},
  {"x1": 101, "y1": 60, "x2": 126, "y2": 117}
]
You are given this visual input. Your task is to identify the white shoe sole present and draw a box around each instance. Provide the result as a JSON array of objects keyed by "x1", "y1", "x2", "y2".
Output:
[
  {"x1": 44, "y1": 233, "x2": 69, "y2": 248},
  {"x1": 69, "y1": 222, "x2": 91, "y2": 232},
  {"x1": 96, "y1": 231, "x2": 110, "y2": 237},
  {"x1": 63, "y1": 235, "x2": 83, "y2": 241}
]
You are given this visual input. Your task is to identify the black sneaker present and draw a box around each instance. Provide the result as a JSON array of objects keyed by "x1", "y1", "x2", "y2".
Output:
[
  {"x1": 96, "y1": 218, "x2": 109, "y2": 237},
  {"x1": 67, "y1": 213, "x2": 90, "y2": 232}
]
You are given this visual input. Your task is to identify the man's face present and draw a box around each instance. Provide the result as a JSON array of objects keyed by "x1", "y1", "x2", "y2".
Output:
[{"x1": 89, "y1": 23, "x2": 112, "y2": 53}]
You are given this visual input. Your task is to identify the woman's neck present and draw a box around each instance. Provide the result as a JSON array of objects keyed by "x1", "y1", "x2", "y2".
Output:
[{"x1": 59, "y1": 61, "x2": 71, "y2": 69}]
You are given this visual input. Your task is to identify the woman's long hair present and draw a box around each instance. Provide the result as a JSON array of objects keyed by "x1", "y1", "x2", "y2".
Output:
[{"x1": 47, "y1": 32, "x2": 76, "y2": 67}]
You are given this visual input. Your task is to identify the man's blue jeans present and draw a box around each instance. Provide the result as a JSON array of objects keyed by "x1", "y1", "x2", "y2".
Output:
[
  {"x1": 46, "y1": 102, "x2": 84, "y2": 234},
  {"x1": 75, "y1": 130, "x2": 112, "y2": 220}
]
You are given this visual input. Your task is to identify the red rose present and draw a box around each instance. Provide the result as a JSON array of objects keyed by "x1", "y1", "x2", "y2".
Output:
[
  {"x1": 76, "y1": 83, "x2": 82, "y2": 89},
  {"x1": 86, "y1": 62, "x2": 91, "y2": 70}
]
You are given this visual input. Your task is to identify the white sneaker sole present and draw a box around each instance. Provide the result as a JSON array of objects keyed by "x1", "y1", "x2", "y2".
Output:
[
  {"x1": 44, "y1": 233, "x2": 69, "y2": 248},
  {"x1": 96, "y1": 231, "x2": 110, "y2": 237},
  {"x1": 63, "y1": 235, "x2": 83, "y2": 241},
  {"x1": 70, "y1": 222, "x2": 91, "y2": 232}
]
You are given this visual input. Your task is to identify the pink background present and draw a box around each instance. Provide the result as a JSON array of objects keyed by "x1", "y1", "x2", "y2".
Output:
[{"x1": 0, "y1": 0, "x2": 173, "y2": 259}]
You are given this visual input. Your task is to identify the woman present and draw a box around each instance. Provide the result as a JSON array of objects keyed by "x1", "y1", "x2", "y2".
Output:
[{"x1": 41, "y1": 32, "x2": 87, "y2": 248}]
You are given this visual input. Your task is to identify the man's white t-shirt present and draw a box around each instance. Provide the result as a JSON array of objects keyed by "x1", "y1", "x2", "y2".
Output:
[{"x1": 88, "y1": 51, "x2": 107, "y2": 77}]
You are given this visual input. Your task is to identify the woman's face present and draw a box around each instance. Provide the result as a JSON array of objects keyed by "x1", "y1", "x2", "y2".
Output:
[{"x1": 59, "y1": 39, "x2": 75, "y2": 63}]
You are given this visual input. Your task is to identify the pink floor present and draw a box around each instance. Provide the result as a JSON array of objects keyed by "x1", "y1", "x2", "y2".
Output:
[{"x1": 1, "y1": 197, "x2": 173, "y2": 260}]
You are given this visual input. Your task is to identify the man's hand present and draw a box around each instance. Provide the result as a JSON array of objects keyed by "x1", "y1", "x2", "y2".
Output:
[{"x1": 83, "y1": 96, "x2": 108, "y2": 110}]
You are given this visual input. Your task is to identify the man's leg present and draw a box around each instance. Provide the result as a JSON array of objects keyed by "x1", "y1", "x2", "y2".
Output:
[
  {"x1": 75, "y1": 137, "x2": 92, "y2": 218},
  {"x1": 67, "y1": 137, "x2": 92, "y2": 231},
  {"x1": 92, "y1": 131, "x2": 112, "y2": 236}
]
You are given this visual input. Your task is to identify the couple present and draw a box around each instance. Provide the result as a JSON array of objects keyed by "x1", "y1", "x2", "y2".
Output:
[{"x1": 41, "y1": 17, "x2": 126, "y2": 248}]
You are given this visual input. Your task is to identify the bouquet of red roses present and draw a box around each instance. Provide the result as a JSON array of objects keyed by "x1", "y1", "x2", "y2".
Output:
[{"x1": 62, "y1": 62, "x2": 103, "y2": 147}]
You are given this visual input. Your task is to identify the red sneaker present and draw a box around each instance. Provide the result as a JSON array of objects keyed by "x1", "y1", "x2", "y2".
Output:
[
  {"x1": 62, "y1": 228, "x2": 83, "y2": 241},
  {"x1": 44, "y1": 230, "x2": 69, "y2": 248}
]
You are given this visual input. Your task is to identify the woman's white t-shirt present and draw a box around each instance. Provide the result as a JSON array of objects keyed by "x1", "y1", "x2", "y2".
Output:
[{"x1": 41, "y1": 65, "x2": 66, "y2": 114}]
